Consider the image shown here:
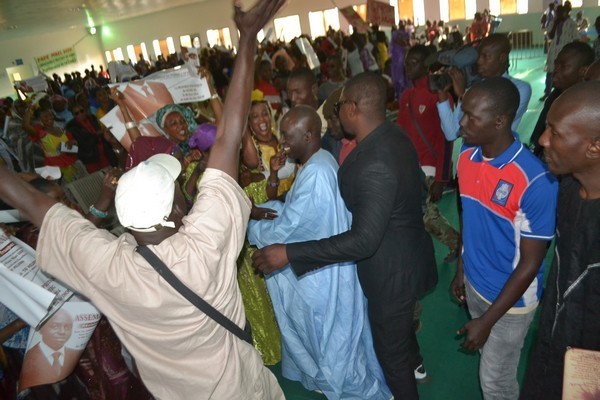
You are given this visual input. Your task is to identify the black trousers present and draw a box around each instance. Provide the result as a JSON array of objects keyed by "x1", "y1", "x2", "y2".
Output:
[{"x1": 368, "y1": 295, "x2": 421, "y2": 400}]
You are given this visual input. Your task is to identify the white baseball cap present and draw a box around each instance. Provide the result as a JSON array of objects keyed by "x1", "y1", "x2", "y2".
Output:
[{"x1": 115, "y1": 154, "x2": 182, "y2": 232}]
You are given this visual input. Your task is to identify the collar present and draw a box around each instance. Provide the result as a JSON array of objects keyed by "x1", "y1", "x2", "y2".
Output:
[
  {"x1": 39, "y1": 340, "x2": 65, "y2": 364},
  {"x1": 469, "y1": 135, "x2": 524, "y2": 169},
  {"x1": 414, "y1": 76, "x2": 429, "y2": 89},
  {"x1": 356, "y1": 120, "x2": 390, "y2": 148}
]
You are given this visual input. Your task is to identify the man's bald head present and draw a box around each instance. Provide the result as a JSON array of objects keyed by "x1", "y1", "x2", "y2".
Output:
[
  {"x1": 551, "y1": 82, "x2": 600, "y2": 133},
  {"x1": 541, "y1": 82, "x2": 600, "y2": 179},
  {"x1": 280, "y1": 105, "x2": 322, "y2": 163},
  {"x1": 282, "y1": 105, "x2": 322, "y2": 141}
]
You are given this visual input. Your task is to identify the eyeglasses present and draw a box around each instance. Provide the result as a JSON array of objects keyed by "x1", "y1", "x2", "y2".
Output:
[{"x1": 333, "y1": 100, "x2": 353, "y2": 116}]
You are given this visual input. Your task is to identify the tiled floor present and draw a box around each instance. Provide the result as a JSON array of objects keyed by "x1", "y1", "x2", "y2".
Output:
[{"x1": 270, "y1": 51, "x2": 551, "y2": 399}]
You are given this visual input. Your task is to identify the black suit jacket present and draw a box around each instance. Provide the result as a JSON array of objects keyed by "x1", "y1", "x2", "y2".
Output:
[{"x1": 287, "y1": 121, "x2": 437, "y2": 312}]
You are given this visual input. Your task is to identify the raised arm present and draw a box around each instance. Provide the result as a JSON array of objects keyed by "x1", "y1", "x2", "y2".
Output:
[
  {"x1": 206, "y1": 0, "x2": 286, "y2": 179},
  {"x1": 0, "y1": 167, "x2": 57, "y2": 227},
  {"x1": 110, "y1": 87, "x2": 141, "y2": 142}
]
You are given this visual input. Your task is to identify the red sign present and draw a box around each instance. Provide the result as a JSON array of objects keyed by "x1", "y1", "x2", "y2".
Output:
[
  {"x1": 367, "y1": 0, "x2": 396, "y2": 26},
  {"x1": 339, "y1": 6, "x2": 369, "y2": 33}
]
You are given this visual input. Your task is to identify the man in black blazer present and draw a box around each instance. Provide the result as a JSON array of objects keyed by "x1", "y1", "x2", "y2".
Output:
[{"x1": 254, "y1": 72, "x2": 438, "y2": 399}]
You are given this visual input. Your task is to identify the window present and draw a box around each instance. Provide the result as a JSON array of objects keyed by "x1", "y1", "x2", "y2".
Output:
[
  {"x1": 412, "y1": 0, "x2": 425, "y2": 26},
  {"x1": 126, "y1": 45, "x2": 136, "y2": 64},
  {"x1": 440, "y1": 0, "x2": 449, "y2": 23},
  {"x1": 570, "y1": 0, "x2": 582, "y2": 6},
  {"x1": 309, "y1": 8, "x2": 340, "y2": 39},
  {"x1": 488, "y1": 0, "x2": 500, "y2": 17},
  {"x1": 500, "y1": 0, "x2": 516, "y2": 15},
  {"x1": 448, "y1": 0, "x2": 465, "y2": 21},
  {"x1": 465, "y1": 0, "x2": 476, "y2": 19},
  {"x1": 180, "y1": 35, "x2": 192, "y2": 48},
  {"x1": 166, "y1": 37, "x2": 176, "y2": 54},
  {"x1": 112, "y1": 48, "x2": 124, "y2": 62},
  {"x1": 398, "y1": 0, "x2": 414, "y2": 23},
  {"x1": 152, "y1": 40, "x2": 161, "y2": 58},
  {"x1": 273, "y1": 15, "x2": 302, "y2": 43},
  {"x1": 105, "y1": 51, "x2": 112, "y2": 63},
  {"x1": 206, "y1": 28, "x2": 233, "y2": 48},
  {"x1": 140, "y1": 42, "x2": 149, "y2": 62},
  {"x1": 389, "y1": 0, "x2": 400, "y2": 25},
  {"x1": 516, "y1": 0, "x2": 527, "y2": 14}
]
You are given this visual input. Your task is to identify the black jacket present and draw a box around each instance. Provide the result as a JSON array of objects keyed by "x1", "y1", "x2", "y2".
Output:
[{"x1": 287, "y1": 121, "x2": 438, "y2": 310}]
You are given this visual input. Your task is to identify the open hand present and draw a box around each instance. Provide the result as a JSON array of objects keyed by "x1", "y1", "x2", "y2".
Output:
[{"x1": 234, "y1": 0, "x2": 287, "y2": 38}]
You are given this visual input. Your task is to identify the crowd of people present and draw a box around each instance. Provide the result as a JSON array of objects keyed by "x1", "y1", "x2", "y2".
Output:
[{"x1": 1, "y1": 0, "x2": 599, "y2": 399}]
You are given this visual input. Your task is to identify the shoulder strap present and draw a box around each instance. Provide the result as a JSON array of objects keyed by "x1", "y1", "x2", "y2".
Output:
[
  {"x1": 136, "y1": 245, "x2": 252, "y2": 344},
  {"x1": 407, "y1": 91, "x2": 438, "y2": 160}
]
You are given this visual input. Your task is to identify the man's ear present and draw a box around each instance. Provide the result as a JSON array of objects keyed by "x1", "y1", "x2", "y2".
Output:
[
  {"x1": 499, "y1": 52, "x2": 508, "y2": 68},
  {"x1": 586, "y1": 136, "x2": 600, "y2": 160},
  {"x1": 579, "y1": 66, "x2": 589, "y2": 81},
  {"x1": 312, "y1": 83, "x2": 318, "y2": 98},
  {"x1": 495, "y1": 114, "x2": 509, "y2": 130}
]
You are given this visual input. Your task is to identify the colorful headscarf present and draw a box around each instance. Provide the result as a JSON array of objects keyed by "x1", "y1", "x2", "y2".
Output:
[{"x1": 155, "y1": 104, "x2": 198, "y2": 134}]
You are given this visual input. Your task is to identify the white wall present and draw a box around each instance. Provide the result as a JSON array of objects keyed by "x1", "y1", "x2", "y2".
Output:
[
  {"x1": 0, "y1": 29, "x2": 105, "y2": 98},
  {"x1": 1, "y1": 0, "x2": 598, "y2": 98}
]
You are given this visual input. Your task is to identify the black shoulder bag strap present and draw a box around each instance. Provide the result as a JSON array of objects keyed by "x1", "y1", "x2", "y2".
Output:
[
  {"x1": 136, "y1": 245, "x2": 252, "y2": 345},
  {"x1": 408, "y1": 91, "x2": 438, "y2": 161}
]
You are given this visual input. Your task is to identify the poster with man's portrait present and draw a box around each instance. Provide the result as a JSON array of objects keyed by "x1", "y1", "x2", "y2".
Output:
[{"x1": 18, "y1": 301, "x2": 101, "y2": 391}]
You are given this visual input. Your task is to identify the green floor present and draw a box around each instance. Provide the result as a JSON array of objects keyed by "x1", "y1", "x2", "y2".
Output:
[{"x1": 269, "y1": 51, "x2": 552, "y2": 399}]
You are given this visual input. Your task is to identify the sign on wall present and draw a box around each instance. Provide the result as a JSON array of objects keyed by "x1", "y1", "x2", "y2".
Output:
[
  {"x1": 35, "y1": 47, "x2": 78, "y2": 72},
  {"x1": 367, "y1": 0, "x2": 396, "y2": 26}
]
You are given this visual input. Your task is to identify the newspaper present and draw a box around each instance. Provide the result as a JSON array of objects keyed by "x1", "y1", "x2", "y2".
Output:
[
  {"x1": 0, "y1": 229, "x2": 102, "y2": 390},
  {"x1": 563, "y1": 348, "x2": 600, "y2": 399},
  {"x1": 0, "y1": 230, "x2": 73, "y2": 329},
  {"x1": 294, "y1": 37, "x2": 320, "y2": 70}
]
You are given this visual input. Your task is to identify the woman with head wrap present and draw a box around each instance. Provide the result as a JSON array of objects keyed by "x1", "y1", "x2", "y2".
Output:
[
  {"x1": 110, "y1": 68, "x2": 222, "y2": 171},
  {"x1": 240, "y1": 99, "x2": 295, "y2": 201}
]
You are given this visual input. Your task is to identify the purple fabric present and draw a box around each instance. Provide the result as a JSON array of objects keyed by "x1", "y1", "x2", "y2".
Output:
[
  {"x1": 390, "y1": 30, "x2": 410, "y2": 99},
  {"x1": 188, "y1": 123, "x2": 217, "y2": 152}
]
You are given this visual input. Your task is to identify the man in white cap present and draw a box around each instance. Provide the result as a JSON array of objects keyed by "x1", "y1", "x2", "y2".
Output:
[{"x1": 0, "y1": 0, "x2": 287, "y2": 398}]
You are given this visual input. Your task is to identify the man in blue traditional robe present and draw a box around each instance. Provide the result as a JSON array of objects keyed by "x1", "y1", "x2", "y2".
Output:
[{"x1": 248, "y1": 106, "x2": 391, "y2": 400}]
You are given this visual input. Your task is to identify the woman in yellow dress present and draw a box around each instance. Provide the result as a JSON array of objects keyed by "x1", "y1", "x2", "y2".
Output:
[{"x1": 237, "y1": 99, "x2": 296, "y2": 365}]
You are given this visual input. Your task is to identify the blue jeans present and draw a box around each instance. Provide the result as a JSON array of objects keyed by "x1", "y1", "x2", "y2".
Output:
[{"x1": 465, "y1": 280, "x2": 535, "y2": 400}]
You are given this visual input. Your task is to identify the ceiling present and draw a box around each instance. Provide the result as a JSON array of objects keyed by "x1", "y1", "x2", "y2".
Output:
[{"x1": 0, "y1": 0, "x2": 207, "y2": 40}]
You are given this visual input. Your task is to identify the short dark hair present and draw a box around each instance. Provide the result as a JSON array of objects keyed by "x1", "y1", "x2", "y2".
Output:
[
  {"x1": 481, "y1": 33, "x2": 511, "y2": 55},
  {"x1": 344, "y1": 72, "x2": 387, "y2": 118},
  {"x1": 470, "y1": 77, "x2": 520, "y2": 121},
  {"x1": 560, "y1": 41, "x2": 595, "y2": 68},
  {"x1": 407, "y1": 44, "x2": 433, "y2": 62},
  {"x1": 288, "y1": 67, "x2": 316, "y2": 86}
]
